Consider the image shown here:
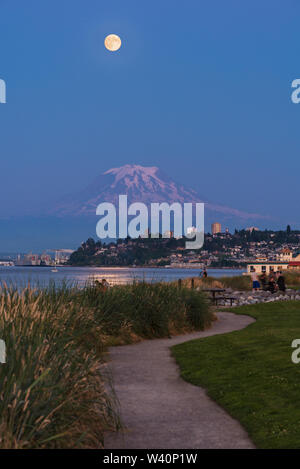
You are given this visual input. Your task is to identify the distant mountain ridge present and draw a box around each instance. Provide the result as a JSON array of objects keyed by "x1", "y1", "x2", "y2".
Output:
[{"x1": 50, "y1": 164, "x2": 269, "y2": 226}]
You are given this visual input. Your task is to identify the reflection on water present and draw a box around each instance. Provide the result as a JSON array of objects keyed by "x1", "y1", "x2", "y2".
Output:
[{"x1": 0, "y1": 266, "x2": 245, "y2": 289}]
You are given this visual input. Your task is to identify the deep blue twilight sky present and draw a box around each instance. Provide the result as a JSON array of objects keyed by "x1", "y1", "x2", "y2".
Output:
[{"x1": 1, "y1": 0, "x2": 300, "y2": 250}]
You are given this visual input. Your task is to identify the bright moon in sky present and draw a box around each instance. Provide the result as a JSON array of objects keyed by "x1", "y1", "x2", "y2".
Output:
[{"x1": 104, "y1": 34, "x2": 122, "y2": 52}]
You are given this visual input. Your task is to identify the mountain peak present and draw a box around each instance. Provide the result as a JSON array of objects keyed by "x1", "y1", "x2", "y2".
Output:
[
  {"x1": 50, "y1": 164, "x2": 269, "y2": 226},
  {"x1": 103, "y1": 165, "x2": 162, "y2": 187},
  {"x1": 104, "y1": 164, "x2": 159, "y2": 177}
]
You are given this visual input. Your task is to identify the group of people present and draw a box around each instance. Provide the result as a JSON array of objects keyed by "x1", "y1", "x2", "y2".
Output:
[
  {"x1": 94, "y1": 278, "x2": 110, "y2": 292},
  {"x1": 251, "y1": 269, "x2": 286, "y2": 293}
]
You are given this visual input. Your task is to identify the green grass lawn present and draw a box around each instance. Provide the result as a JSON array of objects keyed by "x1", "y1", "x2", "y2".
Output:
[{"x1": 172, "y1": 301, "x2": 300, "y2": 449}]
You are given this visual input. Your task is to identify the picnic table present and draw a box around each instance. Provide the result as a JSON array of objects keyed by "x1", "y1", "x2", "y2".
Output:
[{"x1": 201, "y1": 288, "x2": 236, "y2": 306}]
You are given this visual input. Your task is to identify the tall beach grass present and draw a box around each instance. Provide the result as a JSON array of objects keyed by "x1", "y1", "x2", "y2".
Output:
[{"x1": 0, "y1": 281, "x2": 212, "y2": 448}]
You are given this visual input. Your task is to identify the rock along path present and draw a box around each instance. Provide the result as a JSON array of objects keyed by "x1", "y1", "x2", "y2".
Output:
[{"x1": 104, "y1": 312, "x2": 255, "y2": 449}]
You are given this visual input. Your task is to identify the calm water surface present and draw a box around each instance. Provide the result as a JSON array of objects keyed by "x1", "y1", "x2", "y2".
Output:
[{"x1": 0, "y1": 266, "x2": 245, "y2": 289}]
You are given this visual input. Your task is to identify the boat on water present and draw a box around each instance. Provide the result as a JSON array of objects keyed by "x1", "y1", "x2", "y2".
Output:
[{"x1": 51, "y1": 268, "x2": 58, "y2": 273}]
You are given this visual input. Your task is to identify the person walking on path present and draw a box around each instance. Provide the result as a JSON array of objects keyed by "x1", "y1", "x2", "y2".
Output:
[{"x1": 251, "y1": 268, "x2": 260, "y2": 291}]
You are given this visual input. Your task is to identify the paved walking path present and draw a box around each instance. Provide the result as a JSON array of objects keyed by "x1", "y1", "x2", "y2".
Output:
[{"x1": 104, "y1": 312, "x2": 255, "y2": 449}]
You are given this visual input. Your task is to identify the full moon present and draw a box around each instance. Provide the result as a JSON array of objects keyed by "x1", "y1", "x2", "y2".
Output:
[{"x1": 104, "y1": 34, "x2": 122, "y2": 52}]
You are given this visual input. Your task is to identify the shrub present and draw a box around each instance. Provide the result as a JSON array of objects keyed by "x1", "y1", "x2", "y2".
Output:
[
  {"x1": 179, "y1": 275, "x2": 251, "y2": 291},
  {"x1": 217, "y1": 275, "x2": 252, "y2": 291},
  {"x1": 0, "y1": 286, "x2": 119, "y2": 449},
  {"x1": 281, "y1": 271, "x2": 300, "y2": 287},
  {"x1": 179, "y1": 288, "x2": 211, "y2": 329},
  {"x1": 80, "y1": 282, "x2": 212, "y2": 341}
]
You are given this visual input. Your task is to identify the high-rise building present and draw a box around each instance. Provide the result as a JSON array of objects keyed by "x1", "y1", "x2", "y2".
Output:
[{"x1": 211, "y1": 222, "x2": 221, "y2": 235}]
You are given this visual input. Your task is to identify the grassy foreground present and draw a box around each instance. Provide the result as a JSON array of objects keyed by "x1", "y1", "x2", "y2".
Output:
[
  {"x1": 172, "y1": 301, "x2": 300, "y2": 449},
  {"x1": 0, "y1": 282, "x2": 211, "y2": 448}
]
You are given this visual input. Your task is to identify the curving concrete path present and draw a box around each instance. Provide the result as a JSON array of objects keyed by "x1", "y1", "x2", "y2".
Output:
[{"x1": 104, "y1": 312, "x2": 255, "y2": 449}]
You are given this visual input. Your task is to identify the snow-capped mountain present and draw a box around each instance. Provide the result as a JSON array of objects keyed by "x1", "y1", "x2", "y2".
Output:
[{"x1": 51, "y1": 164, "x2": 268, "y2": 225}]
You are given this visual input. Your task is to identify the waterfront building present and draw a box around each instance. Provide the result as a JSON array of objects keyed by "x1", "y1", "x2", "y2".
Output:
[
  {"x1": 288, "y1": 262, "x2": 300, "y2": 270},
  {"x1": 246, "y1": 261, "x2": 289, "y2": 275}
]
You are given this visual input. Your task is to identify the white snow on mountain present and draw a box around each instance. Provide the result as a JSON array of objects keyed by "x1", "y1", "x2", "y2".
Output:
[{"x1": 51, "y1": 164, "x2": 268, "y2": 224}]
